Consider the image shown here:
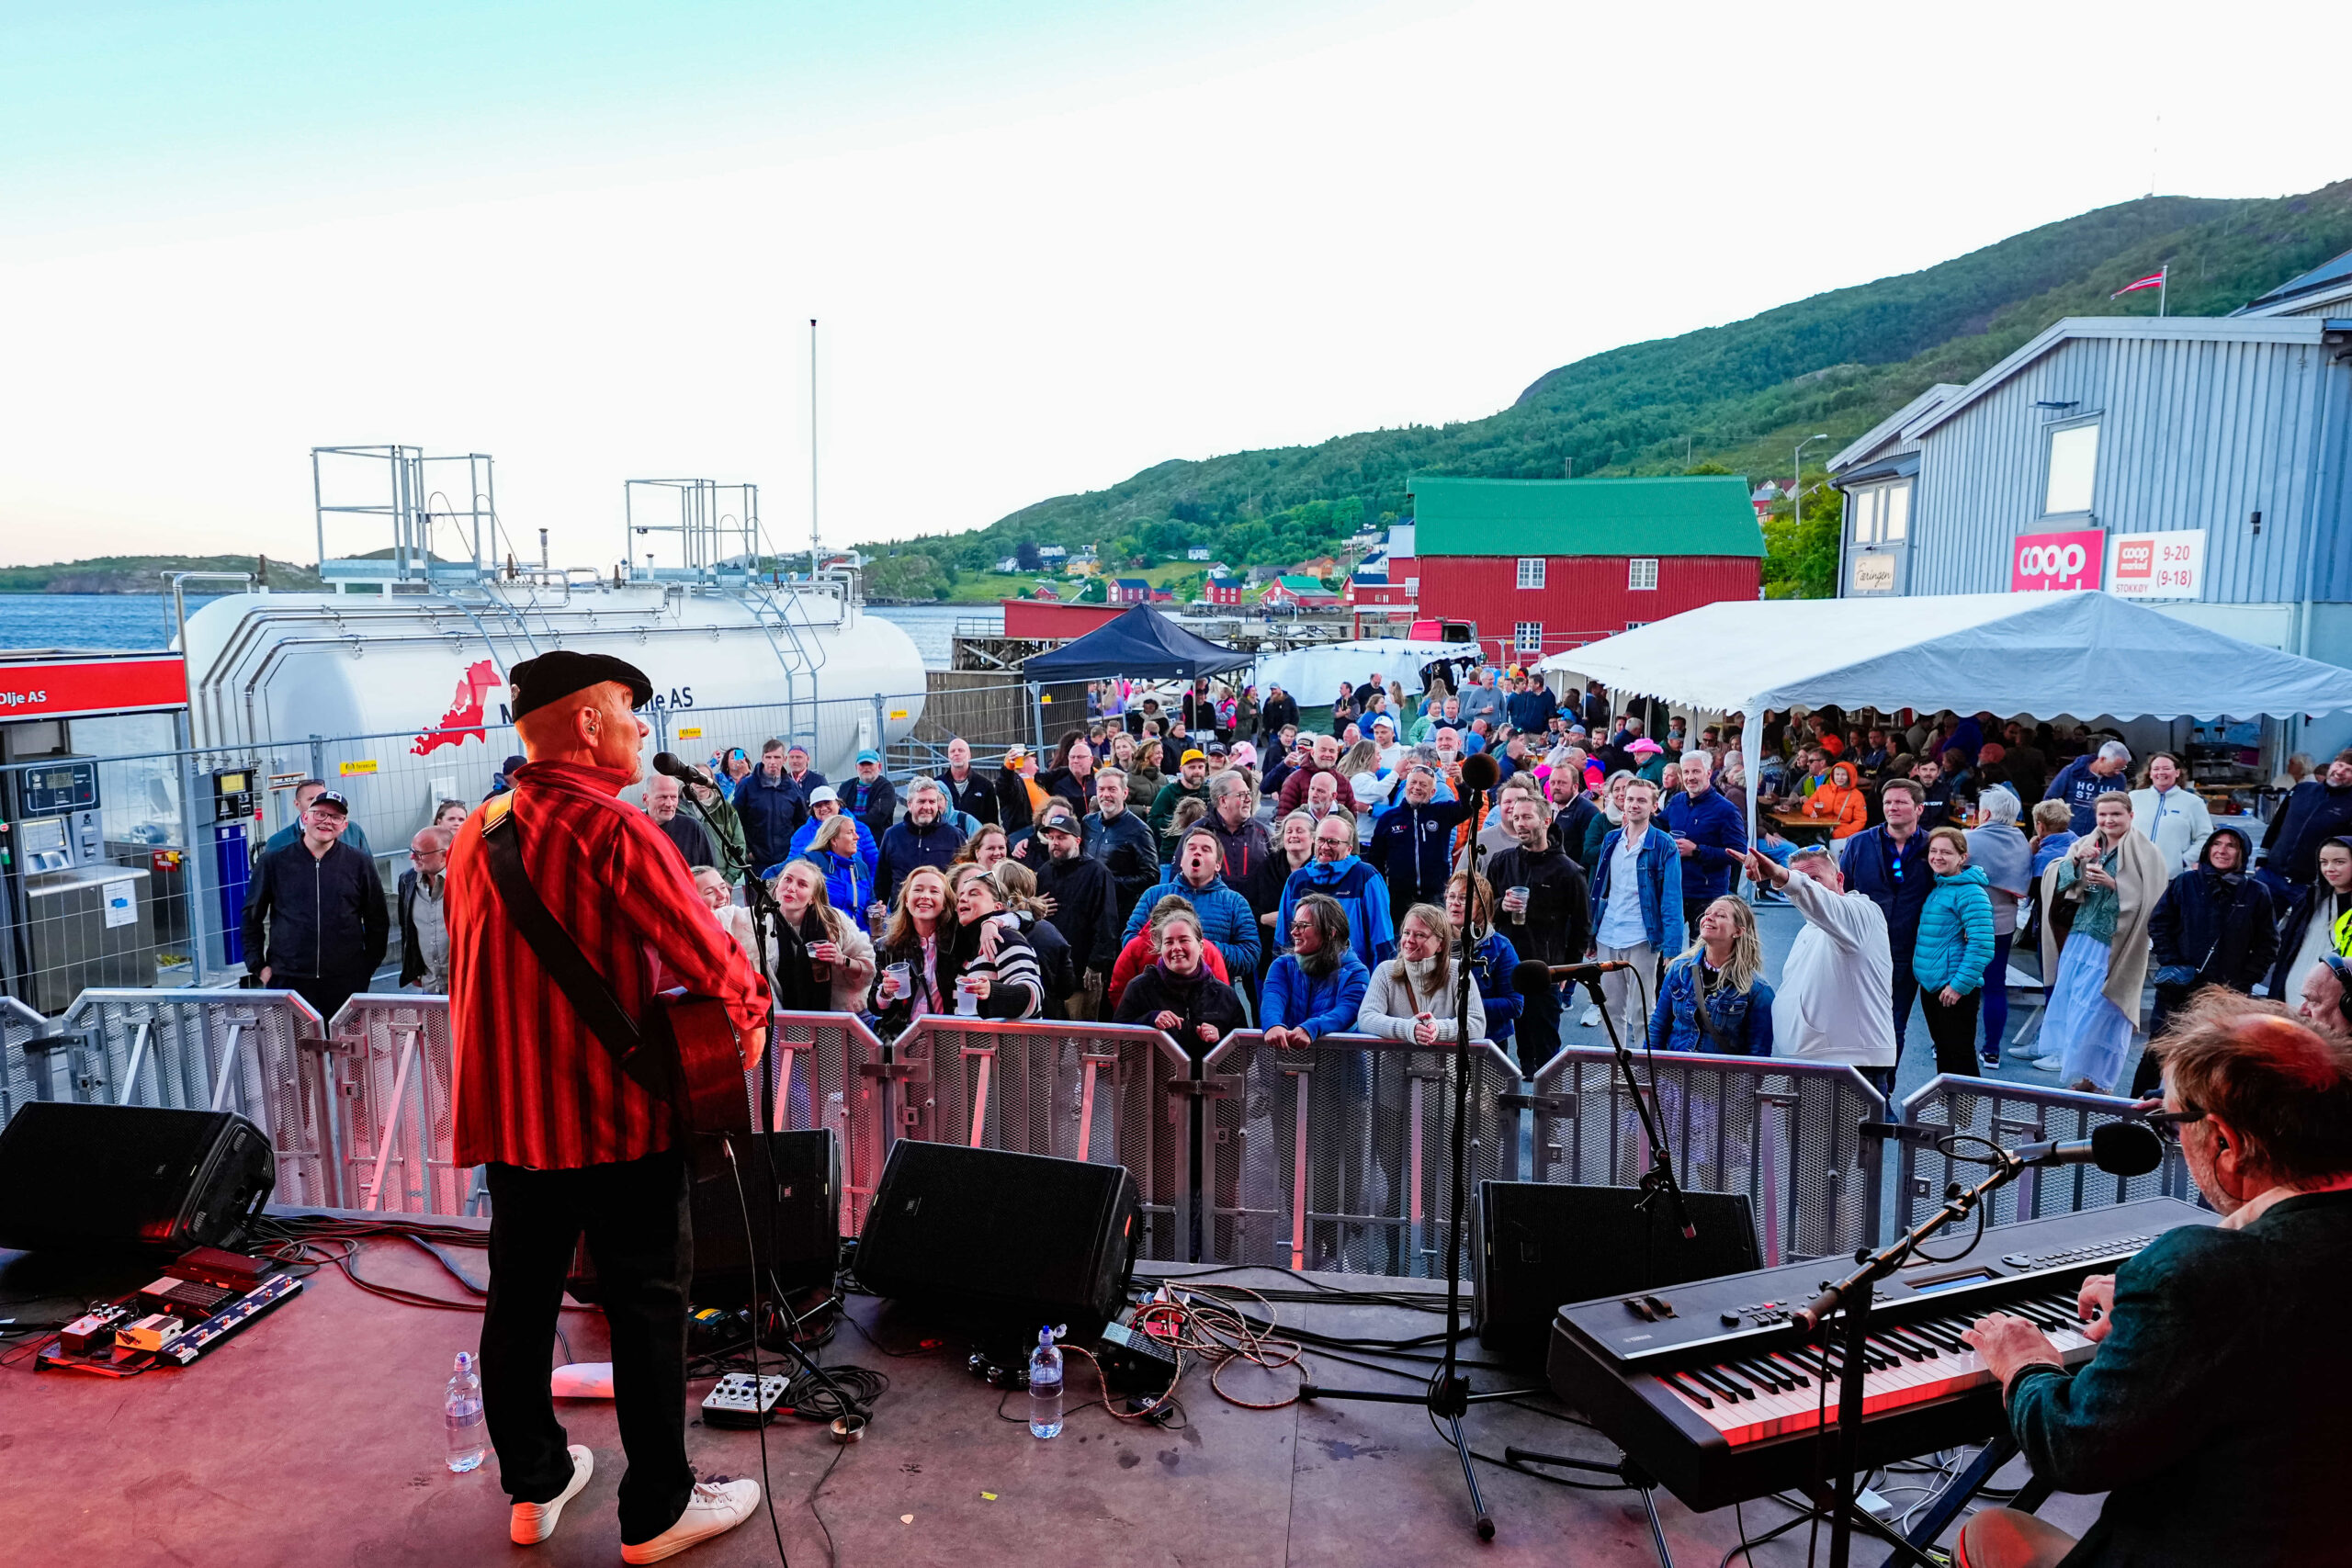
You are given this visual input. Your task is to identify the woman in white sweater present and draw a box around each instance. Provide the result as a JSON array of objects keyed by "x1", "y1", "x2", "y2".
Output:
[
  {"x1": 1356, "y1": 903, "x2": 1487, "y2": 1044},
  {"x1": 2128, "y1": 751, "x2": 2212, "y2": 875}
]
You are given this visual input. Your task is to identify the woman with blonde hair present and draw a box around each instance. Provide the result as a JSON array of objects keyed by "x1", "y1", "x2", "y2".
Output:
[
  {"x1": 1336, "y1": 738, "x2": 1381, "y2": 781},
  {"x1": 1648, "y1": 896, "x2": 1774, "y2": 1055},
  {"x1": 952, "y1": 820, "x2": 1010, "y2": 871},
  {"x1": 768, "y1": 857, "x2": 876, "y2": 1016},
  {"x1": 1356, "y1": 903, "x2": 1485, "y2": 1046},
  {"x1": 870, "y1": 864, "x2": 954, "y2": 1034},
  {"x1": 806, "y1": 812, "x2": 878, "y2": 931},
  {"x1": 2039, "y1": 793, "x2": 2167, "y2": 1092}
]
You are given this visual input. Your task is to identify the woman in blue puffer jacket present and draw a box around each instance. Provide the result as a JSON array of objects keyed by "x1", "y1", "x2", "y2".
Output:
[
  {"x1": 1913, "y1": 827, "x2": 1995, "y2": 1079},
  {"x1": 1648, "y1": 896, "x2": 1774, "y2": 1055},
  {"x1": 1259, "y1": 893, "x2": 1372, "y2": 1048}
]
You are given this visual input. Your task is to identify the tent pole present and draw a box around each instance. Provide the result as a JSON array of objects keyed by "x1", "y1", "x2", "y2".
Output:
[{"x1": 1742, "y1": 703, "x2": 1764, "y2": 900}]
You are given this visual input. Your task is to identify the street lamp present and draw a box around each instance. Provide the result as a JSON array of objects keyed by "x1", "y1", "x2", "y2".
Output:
[{"x1": 1793, "y1": 434, "x2": 1831, "y2": 531}]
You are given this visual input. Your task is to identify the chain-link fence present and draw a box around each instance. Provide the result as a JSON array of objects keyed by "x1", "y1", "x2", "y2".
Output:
[
  {"x1": 1198, "y1": 1031, "x2": 1523, "y2": 1277},
  {"x1": 1526, "y1": 1045, "x2": 1885, "y2": 1265},
  {"x1": 1894, "y1": 1075, "x2": 2197, "y2": 1232}
]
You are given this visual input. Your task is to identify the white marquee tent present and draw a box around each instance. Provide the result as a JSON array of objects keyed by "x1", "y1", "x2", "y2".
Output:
[
  {"x1": 1532, "y1": 592, "x2": 2352, "y2": 847},
  {"x1": 1253, "y1": 637, "x2": 1477, "y2": 708}
]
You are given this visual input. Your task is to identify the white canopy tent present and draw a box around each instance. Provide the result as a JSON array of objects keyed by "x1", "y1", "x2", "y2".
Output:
[
  {"x1": 1532, "y1": 592, "x2": 2352, "y2": 851},
  {"x1": 1253, "y1": 637, "x2": 1478, "y2": 709}
]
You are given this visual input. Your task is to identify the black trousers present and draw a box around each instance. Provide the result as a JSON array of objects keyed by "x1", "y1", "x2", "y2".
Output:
[
  {"x1": 1889, "y1": 936, "x2": 1919, "y2": 1049},
  {"x1": 1511, "y1": 960, "x2": 1562, "y2": 1077},
  {"x1": 1918, "y1": 985, "x2": 1983, "y2": 1079},
  {"x1": 482, "y1": 1151, "x2": 694, "y2": 1547},
  {"x1": 277, "y1": 969, "x2": 369, "y2": 1029}
]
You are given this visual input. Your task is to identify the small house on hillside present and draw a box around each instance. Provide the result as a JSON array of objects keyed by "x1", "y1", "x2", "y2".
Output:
[
  {"x1": 1111, "y1": 577, "x2": 1152, "y2": 604},
  {"x1": 1261, "y1": 574, "x2": 1340, "y2": 610},
  {"x1": 1186, "y1": 547, "x2": 1213, "y2": 561},
  {"x1": 1205, "y1": 570, "x2": 1246, "y2": 606}
]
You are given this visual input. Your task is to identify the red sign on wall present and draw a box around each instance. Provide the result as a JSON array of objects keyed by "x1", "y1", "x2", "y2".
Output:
[
  {"x1": 2009, "y1": 529, "x2": 2105, "y2": 592},
  {"x1": 0, "y1": 656, "x2": 187, "y2": 720}
]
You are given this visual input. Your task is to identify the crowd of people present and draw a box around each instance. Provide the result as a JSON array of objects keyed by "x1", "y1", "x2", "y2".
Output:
[{"x1": 242, "y1": 665, "x2": 2352, "y2": 1103}]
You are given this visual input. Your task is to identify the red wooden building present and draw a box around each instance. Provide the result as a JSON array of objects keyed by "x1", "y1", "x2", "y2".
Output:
[{"x1": 1407, "y1": 475, "x2": 1763, "y2": 666}]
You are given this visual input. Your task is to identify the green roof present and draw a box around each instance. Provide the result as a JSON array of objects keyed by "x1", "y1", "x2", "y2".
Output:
[
  {"x1": 1408, "y1": 475, "x2": 1763, "y2": 558},
  {"x1": 1275, "y1": 574, "x2": 1335, "y2": 592}
]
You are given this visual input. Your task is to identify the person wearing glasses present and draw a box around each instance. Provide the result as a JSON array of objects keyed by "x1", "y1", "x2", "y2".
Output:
[
  {"x1": 1957, "y1": 1001, "x2": 2352, "y2": 1567},
  {"x1": 398, "y1": 826, "x2": 454, "y2": 992}
]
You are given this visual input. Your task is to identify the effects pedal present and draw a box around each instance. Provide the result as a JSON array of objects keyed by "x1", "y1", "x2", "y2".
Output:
[
  {"x1": 58, "y1": 1303, "x2": 130, "y2": 1356},
  {"x1": 168, "y1": 1247, "x2": 271, "y2": 1291},
  {"x1": 118, "y1": 1314, "x2": 187, "y2": 1353},
  {"x1": 140, "y1": 1276, "x2": 240, "y2": 1319},
  {"x1": 1095, "y1": 1309, "x2": 1180, "y2": 1393},
  {"x1": 702, "y1": 1372, "x2": 790, "y2": 1428}
]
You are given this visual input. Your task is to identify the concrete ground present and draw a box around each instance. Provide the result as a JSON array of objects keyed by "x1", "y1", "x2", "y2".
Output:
[{"x1": 0, "y1": 1231, "x2": 2106, "y2": 1568}]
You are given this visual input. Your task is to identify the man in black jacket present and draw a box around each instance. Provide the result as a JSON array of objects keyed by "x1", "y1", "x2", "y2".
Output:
[
  {"x1": 875, "y1": 779, "x2": 963, "y2": 908},
  {"x1": 1083, "y1": 769, "x2": 1159, "y2": 922},
  {"x1": 733, "y1": 739, "x2": 808, "y2": 881},
  {"x1": 1204, "y1": 771, "x2": 1272, "y2": 888},
  {"x1": 1033, "y1": 804, "x2": 1120, "y2": 1019},
  {"x1": 1257, "y1": 682, "x2": 1299, "y2": 743},
  {"x1": 2138, "y1": 827, "x2": 2275, "y2": 1095},
  {"x1": 397, "y1": 827, "x2": 453, "y2": 991},
  {"x1": 937, "y1": 737, "x2": 998, "y2": 828},
  {"x1": 2259, "y1": 749, "x2": 2352, "y2": 896},
  {"x1": 1367, "y1": 762, "x2": 1471, "y2": 915},
  {"x1": 842, "y1": 750, "x2": 898, "y2": 838},
  {"x1": 1959, "y1": 1007, "x2": 2352, "y2": 1568},
  {"x1": 243, "y1": 788, "x2": 389, "y2": 1023},
  {"x1": 1484, "y1": 792, "x2": 1588, "y2": 1070}
]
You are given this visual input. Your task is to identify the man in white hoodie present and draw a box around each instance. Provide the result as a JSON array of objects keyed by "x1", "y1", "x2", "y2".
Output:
[{"x1": 1745, "y1": 844, "x2": 1896, "y2": 1094}]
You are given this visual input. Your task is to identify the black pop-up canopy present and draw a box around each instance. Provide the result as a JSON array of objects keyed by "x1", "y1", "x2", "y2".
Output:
[{"x1": 1021, "y1": 604, "x2": 1256, "y2": 682}]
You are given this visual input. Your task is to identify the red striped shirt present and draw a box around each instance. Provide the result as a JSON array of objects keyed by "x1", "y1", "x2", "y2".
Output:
[{"x1": 447, "y1": 760, "x2": 770, "y2": 1168}]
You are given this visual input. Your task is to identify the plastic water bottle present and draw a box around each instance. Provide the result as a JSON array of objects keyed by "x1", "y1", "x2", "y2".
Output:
[
  {"x1": 1026, "y1": 1326, "x2": 1064, "y2": 1439},
  {"x1": 446, "y1": 1350, "x2": 488, "y2": 1472}
]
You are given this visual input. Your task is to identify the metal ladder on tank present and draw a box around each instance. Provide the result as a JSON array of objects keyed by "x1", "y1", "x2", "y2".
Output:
[{"x1": 724, "y1": 580, "x2": 831, "y2": 754}]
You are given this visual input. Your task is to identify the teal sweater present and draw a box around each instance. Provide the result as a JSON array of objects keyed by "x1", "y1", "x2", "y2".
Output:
[{"x1": 1912, "y1": 864, "x2": 1994, "y2": 993}]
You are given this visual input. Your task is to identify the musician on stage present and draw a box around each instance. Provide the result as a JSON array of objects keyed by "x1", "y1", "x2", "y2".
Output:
[
  {"x1": 447, "y1": 651, "x2": 771, "y2": 1563},
  {"x1": 1958, "y1": 1006, "x2": 2352, "y2": 1567}
]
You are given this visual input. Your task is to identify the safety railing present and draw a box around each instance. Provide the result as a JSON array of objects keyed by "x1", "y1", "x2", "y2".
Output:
[
  {"x1": 2, "y1": 997, "x2": 54, "y2": 1126},
  {"x1": 1894, "y1": 1075, "x2": 2198, "y2": 1233},
  {"x1": 890, "y1": 1017, "x2": 1193, "y2": 1263},
  {"x1": 1198, "y1": 1031, "x2": 1524, "y2": 1278},
  {"x1": 332, "y1": 992, "x2": 475, "y2": 1217},
  {"x1": 763, "y1": 1010, "x2": 891, "y2": 1237},
  {"x1": 1526, "y1": 1045, "x2": 1886, "y2": 1265},
  {"x1": 59, "y1": 987, "x2": 341, "y2": 1208}
]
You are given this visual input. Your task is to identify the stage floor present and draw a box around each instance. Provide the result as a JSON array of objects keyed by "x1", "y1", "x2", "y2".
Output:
[{"x1": 0, "y1": 1215, "x2": 2105, "y2": 1568}]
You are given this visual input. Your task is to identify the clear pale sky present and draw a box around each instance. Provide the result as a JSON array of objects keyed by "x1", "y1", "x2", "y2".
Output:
[{"x1": 2, "y1": 0, "x2": 2344, "y2": 570}]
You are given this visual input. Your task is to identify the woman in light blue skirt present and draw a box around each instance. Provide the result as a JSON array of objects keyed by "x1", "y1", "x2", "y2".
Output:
[{"x1": 2035, "y1": 793, "x2": 2168, "y2": 1094}]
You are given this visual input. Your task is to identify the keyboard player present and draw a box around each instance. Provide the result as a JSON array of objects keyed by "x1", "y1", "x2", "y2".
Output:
[{"x1": 1956, "y1": 1006, "x2": 2352, "y2": 1567}]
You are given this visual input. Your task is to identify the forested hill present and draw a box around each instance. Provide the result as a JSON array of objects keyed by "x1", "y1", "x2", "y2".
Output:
[{"x1": 863, "y1": 180, "x2": 2352, "y2": 579}]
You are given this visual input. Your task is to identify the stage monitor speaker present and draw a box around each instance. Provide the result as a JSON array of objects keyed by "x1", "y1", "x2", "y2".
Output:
[
  {"x1": 854, "y1": 1141, "x2": 1138, "y2": 1333},
  {"x1": 567, "y1": 1129, "x2": 842, "y2": 1309},
  {"x1": 0, "y1": 1102, "x2": 275, "y2": 1255},
  {"x1": 1473, "y1": 1181, "x2": 1759, "y2": 1361}
]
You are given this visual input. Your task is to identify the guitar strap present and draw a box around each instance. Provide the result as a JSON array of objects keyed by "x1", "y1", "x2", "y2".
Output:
[{"x1": 479, "y1": 793, "x2": 702, "y2": 1157}]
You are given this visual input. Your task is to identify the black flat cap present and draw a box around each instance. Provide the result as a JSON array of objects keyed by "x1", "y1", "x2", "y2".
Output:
[{"x1": 507, "y1": 650, "x2": 654, "y2": 720}]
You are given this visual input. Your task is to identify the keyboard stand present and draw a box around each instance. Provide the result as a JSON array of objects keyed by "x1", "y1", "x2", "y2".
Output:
[
  {"x1": 1870, "y1": 1434, "x2": 2053, "y2": 1568},
  {"x1": 1505, "y1": 1447, "x2": 1678, "y2": 1568}
]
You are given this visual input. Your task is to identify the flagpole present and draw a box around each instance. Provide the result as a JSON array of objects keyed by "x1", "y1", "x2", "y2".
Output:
[{"x1": 2159, "y1": 264, "x2": 2167, "y2": 318}]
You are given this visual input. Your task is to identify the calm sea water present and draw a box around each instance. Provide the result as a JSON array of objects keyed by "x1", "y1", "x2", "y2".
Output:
[{"x1": 0, "y1": 593, "x2": 992, "y2": 670}]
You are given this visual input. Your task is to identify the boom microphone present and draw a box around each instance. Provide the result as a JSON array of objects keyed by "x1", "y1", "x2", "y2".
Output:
[
  {"x1": 1548, "y1": 960, "x2": 1635, "y2": 983},
  {"x1": 1458, "y1": 750, "x2": 1500, "y2": 793},
  {"x1": 650, "y1": 750, "x2": 705, "y2": 787},
  {"x1": 2013, "y1": 1120, "x2": 2165, "y2": 1177}
]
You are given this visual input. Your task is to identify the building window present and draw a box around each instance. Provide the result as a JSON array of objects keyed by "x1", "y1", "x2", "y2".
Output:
[
  {"x1": 1849, "y1": 479, "x2": 1911, "y2": 544},
  {"x1": 2042, "y1": 419, "x2": 2100, "y2": 516},
  {"x1": 1516, "y1": 558, "x2": 1545, "y2": 590},
  {"x1": 1624, "y1": 621, "x2": 1649, "y2": 631},
  {"x1": 1404, "y1": 577, "x2": 1419, "y2": 596},
  {"x1": 1514, "y1": 622, "x2": 1543, "y2": 654},
  {"x1": 1627, "y1": 558, "x2": 1658, "y2": 591},
  {"x1": 1883, "y1": 481, "x2": 1909, "y2": 540}
]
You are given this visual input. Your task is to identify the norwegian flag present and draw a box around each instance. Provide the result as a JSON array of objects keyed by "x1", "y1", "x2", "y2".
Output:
[{"x1": 2110, "y1": 267, "x2": 2166, "y2": 298}]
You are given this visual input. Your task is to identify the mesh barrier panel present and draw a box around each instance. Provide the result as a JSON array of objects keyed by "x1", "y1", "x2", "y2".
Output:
[
  {"x1": 61, "y1": 988, "x2": 337, "y2": 1206},
  {"x1": 1526, "y1": 1046, "x2": 1885, "y2": 1265},
  {"x1": 333, "y1": 993, "x2": 469, "y2": 1216},
  {"x1": 1897, "y1": 1076, "x2": 2197, "y2": 1232},
  {"x1": 1198, "y1": 1032, "x2": 1523, "y2": 1278},
  {"x1": 763, "y1": 1010, "x2": 890, "y2": 1236},
  {"x1": 892, "y1": 1018, "x2": 1192, "y2": 1263}
]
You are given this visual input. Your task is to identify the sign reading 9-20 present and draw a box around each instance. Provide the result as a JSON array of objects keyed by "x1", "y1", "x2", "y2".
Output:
[{"x1": 2105, "y1": 529, "x2": 2204, "y2": 601}]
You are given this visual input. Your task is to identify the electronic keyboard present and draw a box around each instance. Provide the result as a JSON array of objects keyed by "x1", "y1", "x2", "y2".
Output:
[{"x1": 1545, "y1": 1197, "x2": 2215, "y2": 1511}]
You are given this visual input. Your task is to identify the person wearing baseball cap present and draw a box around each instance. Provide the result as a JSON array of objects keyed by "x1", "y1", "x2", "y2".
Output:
[
  {"x1": 243, "y1": 781, "x2": 387, "y2": 1027},
  {"x1": 261, "y1": 776, "x2": 376, "y2": 861},
  {"x1": 1031, "y1": 802, "x2": 1120, "y2": 1014},
  {"x1": 1148, "y1": 747, "x2": 1214, "y2": 865}
]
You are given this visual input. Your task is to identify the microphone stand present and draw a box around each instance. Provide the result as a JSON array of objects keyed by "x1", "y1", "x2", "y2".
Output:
[
  {"x1": 1803, "y1": 1143, "x2": 2029, "y2": 1568},
  {"x1": 1297, "y1": 773, "x2": 1514, "y2": 1541},
  {"x1": 1574, "y1": 965, "x2": 1695, "y2": 1243}
]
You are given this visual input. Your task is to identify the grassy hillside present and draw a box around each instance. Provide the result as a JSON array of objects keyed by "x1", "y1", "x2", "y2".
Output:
[
  {"x1": 858, "y1": 180, "x2": 2352, "y2": 584},
  {"x1": 0, "y1": 553, "x2": 324, "y2": 593}
]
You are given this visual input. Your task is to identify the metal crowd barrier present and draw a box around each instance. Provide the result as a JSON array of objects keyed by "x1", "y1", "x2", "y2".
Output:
[
  {"x1": 890, "y1": 1017, "x2": 1193, "y2": 1263},
  {"x1": 1198, "y1": 1031, "x2": 1524, "y2": 1278},
  {"x1": 1894, "y1": 1076, "x2": 2197, "y2": 1233},
  {"x1": 332, "y1": 993, "x2": 474, "y2": 1217},
  {"x1": 763, "y1": 1010, "x2": 891, "y2": 1237},
  {"x1": 2, "y1": 997, "x2": 54, "y2": 1127},
  {"x1": 59, "y1": 987, "x2": 341, "y2": 1208},
  {"x1": 1526, "y1": 1045, "x2": 1886, "y2": 1265}
]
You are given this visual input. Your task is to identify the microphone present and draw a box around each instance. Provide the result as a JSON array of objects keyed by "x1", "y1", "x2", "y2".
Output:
[
  {"x1": 1549, "y1": 959, "x2": 1635, "y2": 982},
  {"x1": 1458, "y1": 750, "x2": 1501, "y2": 794},
  {"x1": 650, "y1": 750, "x2": 705, "y2": 787},
  {"x1": 2013, "y1": 1120, "x2": 2165, "y2": 1177}
]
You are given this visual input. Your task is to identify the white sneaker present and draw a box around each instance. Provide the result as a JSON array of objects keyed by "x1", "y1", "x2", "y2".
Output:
[
  {"x1": 1579, "y1": 1005, "x2": 1601, "y2": 1028},
  {"x1": 621, "y1": 1479, "x2": 763, "y2": 1564},
  {"x1": 510, "y1": 1445, "x2": 594, "y2": 1545}
]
